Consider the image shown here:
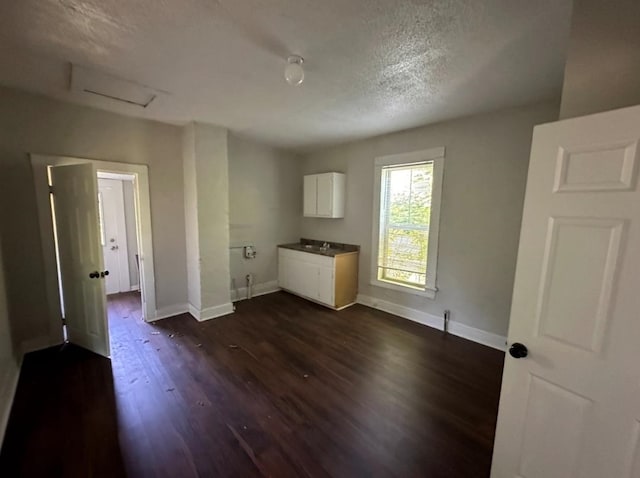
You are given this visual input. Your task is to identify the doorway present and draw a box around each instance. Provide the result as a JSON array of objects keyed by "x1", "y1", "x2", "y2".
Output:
[
  {"x1": 97, "y1": 172, "x2": 143, "y2": 343},
  {"x1": 30, "y1": 155, "x2": 158, "y2": 358},
  {"x1": 97, "y1": 173, "x2": 140, "y2": 295}
]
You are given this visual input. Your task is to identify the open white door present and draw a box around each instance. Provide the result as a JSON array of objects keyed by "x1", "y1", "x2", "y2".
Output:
[
  {"x1": 50, "y1": 163, "x2": 110, "y2": 358},
  {"x1": 491, "y1": 105, "x2": 640, "y2": 477}
]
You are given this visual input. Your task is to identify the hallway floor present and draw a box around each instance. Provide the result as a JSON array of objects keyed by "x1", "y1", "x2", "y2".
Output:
[{"x1": 1, "y1": 291, "x2": 504, "y2": 477}]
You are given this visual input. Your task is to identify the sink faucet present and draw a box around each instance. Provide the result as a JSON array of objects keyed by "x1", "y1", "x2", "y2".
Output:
[{"x1": 321, "y1": 242, "x2": 330, "y2": 251}]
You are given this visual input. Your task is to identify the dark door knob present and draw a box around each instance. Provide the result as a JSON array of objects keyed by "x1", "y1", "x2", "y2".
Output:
[
  {"x1": 100, "y1": 270, "x2": 110, "y2": 278},
  {"x1": 509, "y1": 342, "x2": 528, "y2": 359},
  {"x1": 89, "y1": 271, "x2": 99, "y2": 279}
]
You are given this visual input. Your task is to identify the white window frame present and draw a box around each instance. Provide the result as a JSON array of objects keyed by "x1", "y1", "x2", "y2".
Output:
[{"x1": 371, "y1": 146, "x2": 445, "y2": 299}]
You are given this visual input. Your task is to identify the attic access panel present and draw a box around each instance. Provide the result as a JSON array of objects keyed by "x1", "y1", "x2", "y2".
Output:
[{"x1": 70, "y1": 64, "x2": 165, "y2": 108}]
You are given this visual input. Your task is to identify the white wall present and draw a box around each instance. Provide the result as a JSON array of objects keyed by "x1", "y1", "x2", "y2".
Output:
[
  {"x1": 183, "y1": 122, "x2": 233, "y2": 317},
  {"x1": 0, "y1": 234, "x2": 20, "y2": 446},
  {"x1": 300, "y1": 101, "x2": 559, "y2": 337},
  {"x1": 0, "y1": 87, "x2": 188, "y2": 348},
  {"x1": 195, "y1": 124, "x2": 232, "y2": 311},
  {"x1": 182, "y1": 123, "x2": 202, "y2": 312},
  {"x1": 228, "y1": 135, "x2": 301, "y2": 299},
  {"x1": 560, "y1": 0, "x2": 640, "y2": 118}
]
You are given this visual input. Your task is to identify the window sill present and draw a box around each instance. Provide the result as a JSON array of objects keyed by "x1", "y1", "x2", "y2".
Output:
[{"x1": 370, "y1": 279, "x2": 437, "y2": 299}]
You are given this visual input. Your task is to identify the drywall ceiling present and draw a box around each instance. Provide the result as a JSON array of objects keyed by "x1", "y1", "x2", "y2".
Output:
[{"x1": 0, "y1": 0, "x2": 573, "y2": 151}]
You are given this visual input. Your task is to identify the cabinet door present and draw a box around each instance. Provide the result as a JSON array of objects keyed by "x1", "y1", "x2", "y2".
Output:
[
  {"x1": 278, "y1": 254, "x2": 289, "y2": 290},
  {"x1": 287, "y1": 258, "x2": 315, "y2": 299},
  {"x1": 303, "y1": 175, "x2": 317, "y2": 216},
  {"x1": 302, "y1": 262, "x2": 320, "y2": 299},
  {"x1": 286, "y1": 258, "x2": 304, "y2": 295},
  {"x1": 317, "y1": 266, "x2": 334, "y2": 306},
  {"x1": 316, "y1": 174, "x2": 333, "y2": 217}
]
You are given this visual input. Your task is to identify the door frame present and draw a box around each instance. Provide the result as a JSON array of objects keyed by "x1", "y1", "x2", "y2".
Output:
[{"x1": 31, "y1": 154, "x2": 157, "y2": 345}]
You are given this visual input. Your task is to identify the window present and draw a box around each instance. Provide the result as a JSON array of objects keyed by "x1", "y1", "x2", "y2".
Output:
[{"x1": 372, "y1": 147, "x2": 444, "y2": 298}]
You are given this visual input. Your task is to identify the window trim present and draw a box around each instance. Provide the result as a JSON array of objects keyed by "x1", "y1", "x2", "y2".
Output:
[{"x1": 370, "y1": 147, "x2": 445, "y2": 299}]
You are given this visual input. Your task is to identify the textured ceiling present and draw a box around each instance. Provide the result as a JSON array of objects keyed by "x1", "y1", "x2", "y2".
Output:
[{"x1": 0, "y1": 0, "x2": 573, "y2": 151}]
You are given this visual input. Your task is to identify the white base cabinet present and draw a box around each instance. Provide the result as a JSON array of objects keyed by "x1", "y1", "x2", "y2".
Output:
[{"x1": 278, "y1": 248, "x2": 358, "y2": 310}]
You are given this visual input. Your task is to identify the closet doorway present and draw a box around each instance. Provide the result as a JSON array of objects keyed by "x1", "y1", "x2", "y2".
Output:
[
  {"x1": 31, "y1": 155, "x2": 158, "y2": 358},
  {"x1": 97, "y1": 173, "x2": 140, "y2": 296}
]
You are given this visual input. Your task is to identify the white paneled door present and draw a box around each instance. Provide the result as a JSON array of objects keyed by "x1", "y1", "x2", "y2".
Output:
[
  {"x1": 98, "y1": 178, "x2": 131, "y2": 295},
  {"x1": 491, "y1": 105, "x2": 640, "y2": 477},
  {"x1": 50, "y1": 163, "x2": 110, "y2": 358}
]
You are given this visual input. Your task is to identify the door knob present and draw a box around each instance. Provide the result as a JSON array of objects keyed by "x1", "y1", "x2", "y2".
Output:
[
  {"x1": 110, "y1": 245, "x2": 119, "y2": 251},
  {"x1": 509, "y1": 342, "x2": 528, "y2": 359},
  {"x1": 100, "y1": 270, "x2": 110, "y2": 278},
  {"x1": 89, "y1": 271, "x2": 99, "y2": 279}
]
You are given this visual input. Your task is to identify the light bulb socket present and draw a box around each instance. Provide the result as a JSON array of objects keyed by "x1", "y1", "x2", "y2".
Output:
[{"x1": 287, "y1": 55, "x2": 304, "y2": 65}]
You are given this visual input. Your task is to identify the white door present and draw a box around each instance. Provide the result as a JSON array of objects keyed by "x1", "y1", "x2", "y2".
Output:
[
  {"x1": 98, "y1": 178, "x2": 131, "y2": 295},
  {"x1": 50, "y1": 163, "x2": 110, "y2": 357},
  {"x1": 316, "y1": 174, "x2": 333, "y2": 217},
  {"x1": 303, "y1": 175, "x2": 317, "y2": 216},
  {"x1": 491, "y1": 105, "x2": 640, "y2": 478}
]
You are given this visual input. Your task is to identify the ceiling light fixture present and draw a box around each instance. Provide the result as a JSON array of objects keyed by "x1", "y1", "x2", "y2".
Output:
[{"x1": 284, "y1": 55, "x2": 305, "y2": 86}]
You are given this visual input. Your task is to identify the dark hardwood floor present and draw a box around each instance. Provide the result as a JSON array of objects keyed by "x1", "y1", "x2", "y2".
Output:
[{"x1": 0, "y1": 291, "x2": 504, "y2": 477}]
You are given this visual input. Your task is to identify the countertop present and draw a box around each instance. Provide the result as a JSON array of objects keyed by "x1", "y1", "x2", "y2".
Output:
[{"x1": 278, "y1": 238, "x2": 360, "y2": 257}]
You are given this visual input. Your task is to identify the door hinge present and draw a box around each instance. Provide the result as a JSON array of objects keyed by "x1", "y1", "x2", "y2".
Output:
[{"x1": 48, "y1": 185, "x2": 55, "y2": 195}]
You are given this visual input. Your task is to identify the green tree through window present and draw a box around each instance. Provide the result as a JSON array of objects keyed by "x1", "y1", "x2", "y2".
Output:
[{"x1": 378, "y1": 162, "x2": 433, "y2": 288}]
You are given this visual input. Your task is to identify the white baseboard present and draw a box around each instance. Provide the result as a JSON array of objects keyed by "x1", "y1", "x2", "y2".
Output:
[
  {"x1": 232, "y1": 280, "x2": 280, "y2": 302},
  {"x1": 356, "y1": 294, "x2": 442, "y2": 329},
  {"x1": 188, "y1": 302, "x2": 235, "y2": 322},
  {"x1": 129, "y1": 284, "x2": 140, "y2": 292},
  {"x1": 0, "y1": 356, "x2": 22, "y2": 449},
  {"x1": 150, "y1": 303, "x2": 189, "y2": 322},
  {"x1": 447, "y1": 320, "x2": 508, "y2": 351},
  {"x1": 356, "y1": 294, "x2": 507, "y2": 351}
]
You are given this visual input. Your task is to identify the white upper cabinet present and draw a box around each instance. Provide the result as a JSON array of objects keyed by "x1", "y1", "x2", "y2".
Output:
[
  {"x1": 303, "y1": 175, "x2": 317, "y2": 216},
  {"x1": 303, "y1": 172, "x2": 345, "y2": 218}
]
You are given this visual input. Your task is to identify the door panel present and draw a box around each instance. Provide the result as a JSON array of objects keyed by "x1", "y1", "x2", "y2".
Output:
[
  {"x1": 50, "y1": 163, "x2": 109, "y2": 357},
  {"x1": 517, "y1": 375, "x2": 592, "y2": 478},
  {"x1": 491, "y1": 105, "x2": 640, "y2": 478},
  {"x1": 536, "y1": 217, "x2": 623, "y2": 352}
]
